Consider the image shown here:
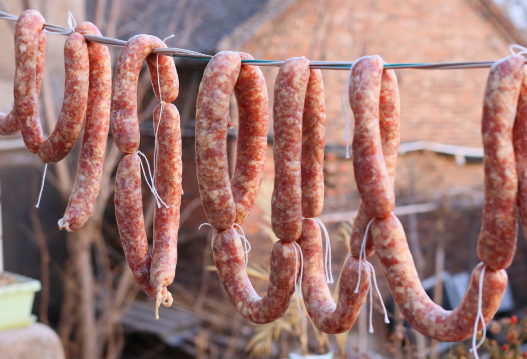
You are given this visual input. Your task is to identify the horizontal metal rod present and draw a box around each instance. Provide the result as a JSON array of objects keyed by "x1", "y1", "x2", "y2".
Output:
[{"x1": 0, "y1": 10, "x2": 520, "y2": 70}]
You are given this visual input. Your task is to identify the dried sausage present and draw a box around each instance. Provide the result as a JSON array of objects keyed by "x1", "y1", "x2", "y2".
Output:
[
  {"x1": 59, "y1": 22, "x2": 111, "y2": 231},
  {"x1": 350, "y1": 67, "x2": 400, "y2": 258},
  {"x1": 349, "y1": 56, "x2": 394, "y2": 219},
  {"x1": 271, "y1": 57, "x2": 310, "y2": 241},
  {"x1": 298, "y1": 218, "x2": 369, "y2": 334},
  {"x1": 514, "y1": 66, "x2": 527, "y2": 238},
  {"x1": 150, "y1": 103, "x2": 182, "y2": 309},
  {"x1": 301, "y1": 69, "x2": 326, "y2": 218},
  {"x1": 195, "y1": 51, "x2": 241, "y2": 230},
  {"x1": 0, "y1": 10, "x2": 46, "y2": 136},
  {"x1": 111, "y1": 35, "x2": 178, "y2": 154},
  {"x1": 22, "y1": 32, "x2": 89, "y2": 158},
  {"x1": 231, "y1": 52, "x2": 269, "y2": 224},
  {"x1": 372, "y1": 214, "x2": 507, "y2": 341},
  {"x1": 146, "y1": 43, "x2": 179, "y2": 103},
  {"x1": 477, "y1": 55, "x2": 522, "y2": 270},
  {"x1": 213, "y1": 226, "x2": 298, "y2": 323},
  {"x1": 115, "y1": 154, "x2": 167, "y2": 301}
]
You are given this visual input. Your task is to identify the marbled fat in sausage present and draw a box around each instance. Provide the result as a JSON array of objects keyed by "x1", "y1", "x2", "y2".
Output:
[
  {"x1": 231, "y1": 52, "x2": 269, "y2": 225},
  {"x1": 150, "y1": 103, "x2": 182, "y2": 295},
  {"x1": 514, "y1": 66, "x2": 527, "y2": 239},
  {"x1": 477, "y1": 55, "x2": 523, "y2": 270},
  {"x1": 146, "y1": 43, "x2": 179, "y2": 103},
  {"x1": 33, "y1": 32, "x2": 89, "y2": 160},
  {"x1": 0, "y1": 11, "x2": 46, "y2": 136},
  {"x1": 372, "y1": 214, "x2": 507, "y2": 341},
  {"x1": 301, "y1": 70, "x2": 326, "y2": 219},
  {"x1": 350, "y1": 68, "x2": 400, "y2": 258},
  {"x1": 271, "y1": 57, "x2": 310, "y2": 241},
  {"x1": 111, "y1": 35, "x2": 178, "y2": 154},
  {"x1": 195, "y1": 51, "x2": 241, "y2": 230},
  {"x1": 298, "y1": 219, "x2": 369, "y2": 334},
  {"x1": 115, "y1": 154, "x2": 167, "y2": 301},
  {"x1": 58, "y1": 22, "x2": 112, "y2": 232},
  {"x1": 349, "y1": 56, "x2": 394, "y2": 219},
  {"x1": 213, "y1": 226, "x2": 298, "y2": 323}
]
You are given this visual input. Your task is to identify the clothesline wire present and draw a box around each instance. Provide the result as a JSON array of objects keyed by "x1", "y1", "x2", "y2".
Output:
[{"x1": 0, "y1": 10, "x2": 522, "y2": 70}]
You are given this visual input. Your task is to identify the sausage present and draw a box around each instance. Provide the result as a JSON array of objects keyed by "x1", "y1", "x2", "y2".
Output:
[
  {"x1": 212, "y1": 226, "x2": 298, "y2": 323},
  {"x1": 298, "y1": 218, "x2": 369, "y2": 334},
  {"x1": 301, "y1": 69, "x2": 326, "y2": 218},
  {"x1": 195, "y1": 51, "x2": 241, "y2": 230},
  {"x1": 477, "y1": 55, "x2": 523, "y2": 270},
  {"x1": 349, "y1": 56, "x2": 394, "y2": 219},
  {"x1": 58, "y1": 22, "x2": 112, "y2": 232},
  {"x1": 271, "y1": 57, "x2": 310, "y2": 241},
  {"x1": 350, "y1": 68, "x2": 400, "y2": 258},
  {"x1": 115, "y1": 154, "x2": 167, "y2": 301},
  {"x1": 514, "y1": 66, "x2": 527, "y2": 238},
  {"x1": 0, "y1": 10, "x2": 46, "y2": 136},
  {"x1": 150, "y1": 103, "x2": 182, "y2": 307},
  {"x1": 19, "y1": 31, "x2": 88, "y2": 158},
  {"x1": 146, "y1": 43, "x2": 179, "y2": 103},
  {"x1": 231, "y1": 52, "x2": 269, "y2": 224},
  {"x1": 372, "y1": 214, "x2": 508, "y2": 341},
  {"x1": 111, "y1": 35, "x2": 178, "y2": 154}
]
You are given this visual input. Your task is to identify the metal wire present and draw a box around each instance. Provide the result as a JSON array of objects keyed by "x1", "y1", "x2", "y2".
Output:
[{"x1": 0, "y1": 10, "x2": 521, "y2": 70}]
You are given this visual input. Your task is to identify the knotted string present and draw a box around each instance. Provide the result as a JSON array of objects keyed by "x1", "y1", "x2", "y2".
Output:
[
  {"x1": 199, "y1": 223, "x2": 251, "y2": 265},
  {"x1": 469, "y1": 264, "x2": 487, "y2": 359},
  {"x1": 308, "y1": 217, "x2": 334, "y2": 284},
  {"x1": 292, "y1": 241, "x2": 306, "y2": 322},
  {"x1": 35, "y1": 164, "x2": 47, "y2": 208},
  {"x1": 341, "y1": 66, "x2": 354, "y2": 159},
  {"x1": 46, "y1": 11, "x2": 76, "y2": 35},
  {"x1": 136, "y1": 151, "x2": 168, "y2": 209},
  {"x1": 510, "y1": 44, "x2": 527, "y2": 57},
  {"x1": 233, "y1": 223, "x2": 251, "y2": 265},
  {"x1": 153, "y1": 34, "x2": 175, "y2": 182},
  {"x1": 354, "y1": 218, "x2": 389, "y2": 333}
]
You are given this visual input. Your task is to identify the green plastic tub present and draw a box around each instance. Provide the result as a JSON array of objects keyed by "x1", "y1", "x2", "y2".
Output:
[{"x1": 0, "y1": 272, "x2": 41, "y2": 331}]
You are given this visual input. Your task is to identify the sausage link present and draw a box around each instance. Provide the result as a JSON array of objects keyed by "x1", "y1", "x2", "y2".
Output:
[
  {"x1": 298, "y1": 219, "x2": 369, "y2": 334},
  {"x1": 350, "y1": 68, "x2": 400, "y2": 258},
  {"x1": 111, "y1": 35, "x2": 178, "y2": 154},
  {"x1": 150, "y1": 103, "x2": 182, "y2": 293},
  {"x1": 0, "y1": 10, "x2": 45, "y2": 136},
  {"x1": 301, "y1": 70, "x2": 326, "y2": 218},
  {"x1": 32, "y1": 32, "x2": 89, "y2": 160},
  {"x1": 195, "y1": 51, "x2": 241, "y2": 230},
  {"x1": 146, "y1": 43, "x2": 179, "y2": 103},
  {"x1": 477, "y1": 55, "x2": 523, "y2": 270},
  {"x1": 350, "y1": 56, "x2": 394, "y2": 219},
  {"x1": 271, "y1": 57, "x2": 310, "y2": 241},
  {"x1": 514, "y1": 66, "x2": 527, "y2": 238},
  {"x1": 58, "y1": 22, "x2": 111, "y2": 232},
  {"x1": 213, "y1": 226, "x2": 298, "y2": 324},
  {"x1": 372, "y1": 214, "x2": 507, "y2": 341},
  {"x1": 231, "y1": 52, "x2": 269, "y2": 224},
  {"x1": 115, "y1": 154, "x2": 167, "y2": 301}
]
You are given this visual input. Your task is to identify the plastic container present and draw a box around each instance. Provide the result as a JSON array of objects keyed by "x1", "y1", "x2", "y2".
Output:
[{"x1": 0, "y1": 272, "x2": 41, "y2": 331}]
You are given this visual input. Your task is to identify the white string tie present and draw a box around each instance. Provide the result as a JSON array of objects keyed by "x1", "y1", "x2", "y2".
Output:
[
  {"x1": 341, "y1": 65, "x2": 354, "y2": 159},
  {"x1": 354, "y1": 218, "x2": 375, "y2": 293},
  {"x1": 509, "y1": 44, "x2": 527, "y2": 57},
  {"x1": 136, "y1": 151, "x2": 168, "y2": 209},
  {"x1": 35, "y1": 164, "x2": 47, "y2": 208},
  {"x1": 469, "y1": 264, "x2": 487, "y2": 359},
  {"x1": 233, "y1": 224, "x2": 251, "y2": 266},
  {"x1": 67, "y1": 11, "x2": 77, "y2": 31},
  {"x1": 153, "y1": 34, "x2": 175, "y2": 181},
  {"x1": 309, "y1": 217, "x2": 334, "y2": 284},
  {"x1": 353, "y1": 218, "x2": 389, "y2": 333},
  {"x1": 292, "y1": 242, "x2": 306, "y2": 322}
]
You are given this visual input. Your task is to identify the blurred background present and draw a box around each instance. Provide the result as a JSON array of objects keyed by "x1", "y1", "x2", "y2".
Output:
[{"x1": 2, "y1": 0, "x2": 527, "y2": 358}]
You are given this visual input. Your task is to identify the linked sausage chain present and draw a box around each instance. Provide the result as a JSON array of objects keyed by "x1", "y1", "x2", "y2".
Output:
[{"x1": 2, "y1": 9, "x2": 524, "y2": 331}]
